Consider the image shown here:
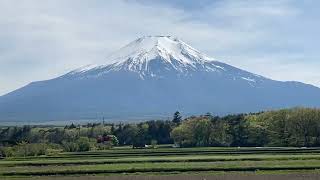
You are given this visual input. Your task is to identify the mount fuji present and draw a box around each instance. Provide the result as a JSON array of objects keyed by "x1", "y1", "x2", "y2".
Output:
[{"x1": 1, "y1": 36, "x2": 320, "y2": 122}]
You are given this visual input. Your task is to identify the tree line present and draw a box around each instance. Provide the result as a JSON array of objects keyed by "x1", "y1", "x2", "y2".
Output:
[
  {"x1": 171, "y1": 108, "x2": 320, "y2": 147},
  {"x1": 1, "y1": 107, "x2": 320, "y2": 157}
]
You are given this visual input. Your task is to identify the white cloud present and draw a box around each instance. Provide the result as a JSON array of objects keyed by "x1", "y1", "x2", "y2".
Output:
[{"x1": 0, "y1": 0, "x2": 319, "y2": 95}]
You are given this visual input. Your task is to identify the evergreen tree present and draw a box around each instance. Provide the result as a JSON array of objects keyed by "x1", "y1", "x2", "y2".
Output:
[
  {"x1": 69, "y1": 123, "x2": 76, "y2": 129},
  {"x1": 172, "y1": 111, "x2": 182, "y2": 124},
  {"x1": 204, "y1": 112, "x2": 213, "y2": 119},
  {"x1": 110, "y1": 124, "x2": 115, "y2": 135}
]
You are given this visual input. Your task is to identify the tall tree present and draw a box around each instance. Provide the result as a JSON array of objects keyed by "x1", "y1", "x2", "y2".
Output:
[{"x1": 172, "y1": 111, "x2": 182, "y2": 124}]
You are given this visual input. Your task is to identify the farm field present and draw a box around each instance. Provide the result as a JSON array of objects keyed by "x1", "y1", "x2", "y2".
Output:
[{"x1": 1, "y1": 147, "x2": 320, "y2": 179}]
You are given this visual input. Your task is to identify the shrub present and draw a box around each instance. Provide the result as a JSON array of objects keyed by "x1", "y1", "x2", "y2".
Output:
[
  {"x1": 0, "y1": 146, "x2": 4, "y2": 157},
  {"x1": 76, "y1": 137, "x2": 91, "y2": 151},
  {"x1": 3, "y1": 147, "x2": 15, "y2": 157},
  {"x1": 13, "y1": 143, "x2": 50, "y2": 157},
  {"x1": 45, "y1": 148, "x2": 63, "y2": 156},
  {"x1": 110, "y1": 135, "x2": 119, "y2": 146},
  {"x1": 61, "y1": 141, "x2": 79, "y2": 152}
]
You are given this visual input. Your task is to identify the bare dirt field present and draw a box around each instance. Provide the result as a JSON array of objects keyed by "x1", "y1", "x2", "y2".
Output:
[{"x1": 19, "y1": 173, "x2": 320, "y2": 180}]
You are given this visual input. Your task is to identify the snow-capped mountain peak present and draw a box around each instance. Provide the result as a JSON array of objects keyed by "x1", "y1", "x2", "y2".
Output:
[
  {"x1": 69, "y1": 36, "x2": 226, "y2": 78},
  {"x1": 2, "y1": 36, "x2": 320, "y2": 122},
  {"x1": 107, "y1": 35, "x2": 215, "y2": 66},
  {"x1": 66, "y1": 36, "x2": 266, "y2": 85}
]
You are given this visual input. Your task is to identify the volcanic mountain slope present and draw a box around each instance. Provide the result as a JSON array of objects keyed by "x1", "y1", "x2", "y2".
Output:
[{"x1": 1, "y1": 36, "x2": 320, "y2": 122}]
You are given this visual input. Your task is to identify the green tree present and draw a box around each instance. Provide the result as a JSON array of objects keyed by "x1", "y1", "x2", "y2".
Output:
[
  {"x1": 76, "y1": 137, "x2": 91, "y2": 151},
  {"x1": 171, "y1": 124, "x2": 193, "y2": 147},
  {"x1": 172, "y1": 116, "x2": 228, "y2": 147},
  {"x1": 133, "y1": 124, "x2": 149, "y2": 148},
  {"x1": 172, "y1": 111, "x2": 182, "y2": 124},
  {"x1": 110, "y1": 135, "x2": 119, "y2": 146},
  {"x1": 116, "y1": 124, "x2": 138, "y2": 145},
  {"x1": 225, "y1": 114, "x2": 249, "y2": 147},
  {"x1": 61, "y1": 141, "x2": 79, "y2": 152}
]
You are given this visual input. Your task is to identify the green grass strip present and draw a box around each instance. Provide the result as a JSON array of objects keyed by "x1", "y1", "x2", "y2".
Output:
[{"x1": 2, "y1": 166, "x2": 320, "y2": 177}]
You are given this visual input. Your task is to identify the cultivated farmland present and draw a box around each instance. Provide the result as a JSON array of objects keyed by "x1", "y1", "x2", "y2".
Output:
[{"x1": 1, "y1": 147, "x2": 320, "y2": 179}]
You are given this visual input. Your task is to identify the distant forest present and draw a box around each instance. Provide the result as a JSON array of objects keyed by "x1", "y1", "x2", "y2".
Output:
[{"x1": 1, "y1": 107, "x2": 320, "y2": 157}]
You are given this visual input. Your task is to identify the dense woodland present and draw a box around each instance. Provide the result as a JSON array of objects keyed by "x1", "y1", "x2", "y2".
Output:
[{"x1": 1, "y1": 107, "x2": 320, "y2": 157}]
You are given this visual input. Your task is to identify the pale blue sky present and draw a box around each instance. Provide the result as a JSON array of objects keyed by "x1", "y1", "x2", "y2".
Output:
[{"x1": 0, "y1": 0, "x2": 319, "y2": 95}]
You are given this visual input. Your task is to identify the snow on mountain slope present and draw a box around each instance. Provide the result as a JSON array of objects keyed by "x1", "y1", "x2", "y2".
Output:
[
  {"x1": 66, "y1": 36, "x2": 264, "y2": 84},
  {"x1": 107, "y1": 35, "x2": 214, "y2": 65}
]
